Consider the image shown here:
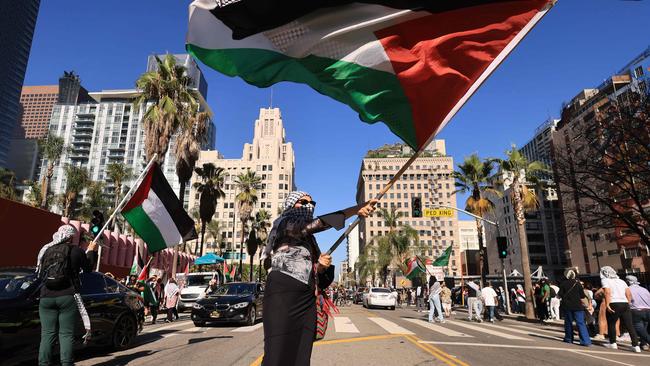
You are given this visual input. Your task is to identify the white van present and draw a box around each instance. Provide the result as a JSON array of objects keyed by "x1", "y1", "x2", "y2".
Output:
[{"x1": 178, "y1": 272, "x2": 220, "y2": 312}]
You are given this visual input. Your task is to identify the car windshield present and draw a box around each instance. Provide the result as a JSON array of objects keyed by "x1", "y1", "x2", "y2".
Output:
[
  {"x1": 372, "y1": 288, "x2": 391, "y2": 293},
  {"x1": 0, "y1": 272, "x2": 37, "y2": 299},
  {"x1": 210, "y1": 283, "x2": 255, "y2": 296},
  {"x1": 187, "y1": 275, "x2": 214, "y2": 287}
]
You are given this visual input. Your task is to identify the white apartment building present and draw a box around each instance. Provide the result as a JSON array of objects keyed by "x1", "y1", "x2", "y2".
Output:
[{"x1": 188, "y1": 107, "x2": 295, "y2": 259}]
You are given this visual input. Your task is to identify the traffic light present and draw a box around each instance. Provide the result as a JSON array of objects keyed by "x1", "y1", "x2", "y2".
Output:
[
  {"x1": 90, "y1": 210, "x2": 104, "y2": 237},
  {"x1": 411, "y1": 196, "x2": 422, "y2": 217},
  {"x1": 497, "y1": 236, "x2": 508, "y2": 259}
]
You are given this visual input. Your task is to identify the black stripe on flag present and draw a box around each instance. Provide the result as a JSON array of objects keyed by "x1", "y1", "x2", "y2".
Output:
[
  {"x1": 211, "y1": 0, "x2": 517, "y2": 40},
  {"x1": 150, "y1": 165, "x2": 198, "y2": 241}
]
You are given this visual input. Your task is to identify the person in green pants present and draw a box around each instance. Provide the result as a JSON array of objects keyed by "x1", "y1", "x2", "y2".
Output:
[{"x1": 36, "y1": 225, "x2": 98, "y2": 366}]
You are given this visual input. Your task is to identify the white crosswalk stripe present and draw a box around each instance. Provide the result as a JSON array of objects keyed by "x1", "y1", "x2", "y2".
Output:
[
  {"x1": 402, "y1": 318, "x2": 473, "y2": 337},
  {"x1": 232, "y1": 323, "x2": 264, "y2": 332},
  {"x1": 334, "y1": 317, "x2": 360, "y2": 333},
  {"x1": 445, "y1": 320, "x2": 531, "y2": 341},
  {"x1": 481, "y1": 323, "x2": 563, "y2": 341},
  {"x1": 368, "y1": 317, "x2": 414, "y2": 335}
]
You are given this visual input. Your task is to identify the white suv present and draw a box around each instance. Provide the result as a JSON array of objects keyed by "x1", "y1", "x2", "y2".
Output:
[
  {"x1": 178, "y1": 272, "x2": 219, "y2": 312},
  {"x1": 363, "y1": 287, "x2": 396, "y2": 310}
]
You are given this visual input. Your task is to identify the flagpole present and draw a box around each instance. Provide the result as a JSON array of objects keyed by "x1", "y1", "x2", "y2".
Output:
[{"x1": 95, "y1": 154, "x2": 158, "y2": 271}]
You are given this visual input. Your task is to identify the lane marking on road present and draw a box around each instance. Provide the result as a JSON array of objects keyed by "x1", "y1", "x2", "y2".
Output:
[
  {"x1": 142, "y1": 320, "x2": 193, "y2": 334},
  {"x1": 368, "y1": 317, "x2": 414, "y2": 335},
  {"x1": 417, "y1": 341, "x2": 650, "y2": 358},
  {"x1": 481, "y1": 323, "x2": 563, "y2": 341},
  {"x1": 314, "y1": 334, "x2": 402, "y2": 346},
  {"x1": 232, "y1": 323, "x2": 264, "y2": 332},
  {"x1": 445, "y1": 320, "x2": 530, "y2": 341},
  {"x1": 404, "y1": 335, "x2": 468, "y2": 366},
  {"x1": 250, "y1": 354, "x2": 264, "y2": 366},
  {"x1": 570, "y1": 350, "x2": 637, "y2": 366},
  {"x1": 333, "y1": 317, "x2": 360, "y2": 333},
  {"x1": 402, "y1": 318, "x2": 473, "y2": 338}
]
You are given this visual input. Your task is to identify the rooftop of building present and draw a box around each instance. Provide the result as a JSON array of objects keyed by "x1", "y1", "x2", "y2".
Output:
[{"x1": 364, "y1": 141, "x2": 445, "y2": 158}]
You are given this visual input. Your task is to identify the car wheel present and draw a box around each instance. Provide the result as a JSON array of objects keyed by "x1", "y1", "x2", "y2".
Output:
[
  {"x1": 112, "y1": 314, "x2": 137, "y2": 350},
  {"x1": 390, "y1": 306, "x2": 395, "y2": 310},
  {"x1": 246, "y1": 306, "x2": 257, "y2": 326},
  {"x1": 194, "y1": 321, "x2": 205, "y2": 327}
]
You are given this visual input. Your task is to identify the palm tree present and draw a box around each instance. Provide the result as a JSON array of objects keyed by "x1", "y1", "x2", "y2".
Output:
[
  {"x1": 356, "y1": 249, "x2": 378, "y2": 287},
  {"x1": 494, "y1": 145, "x2": 546, "y2": 320},
  {"x1": 39, "y1": 134, "x2": 66, "y2": 209},
  {"x1": 377, "y1": 206, "x2": 402, "y2": 233},
  {"x1": 234, "y1": 170, "x2": 262, "y2": 279},
  {"x1": 453, "y1": 154, "x2": 499, "y2": 284},
  {"x1": 134, "y1": 54, "x2": 196, "y2": 165},
  {"x1": 79, "y1": 181, "x2": 110, "y2": 222},
  {"x1": 0, "y1": 168, "x2": 17, "y2": 200},
  {"x1": 105, "y1": 162, "x2": 133, "y2": 213},
  {"x1": 250, "y1": 209, "x2": 271, "y2": 281},
  {"x1": 193, "y1": 163, "x2": 225, "y2": 256},
  {"x1": 175, "y1": 106, "x2": 209, "y2": 204},
  {"x1": 206, "y1": 220, "x2": 223, "y2": 254},
  {"x1": 62, "y1": 165, "x2": 89, "y2": 218}
]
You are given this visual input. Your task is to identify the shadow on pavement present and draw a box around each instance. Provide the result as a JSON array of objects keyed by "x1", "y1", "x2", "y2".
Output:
[
  {"x1": 187, "y1": 336, "x2": 233, "y2": 344},
  {"x1": 87, "y1": 350, "x2": 158, "y2": 366}
]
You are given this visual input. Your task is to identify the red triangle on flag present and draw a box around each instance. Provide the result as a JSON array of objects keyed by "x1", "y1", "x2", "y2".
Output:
[{"x1": 137, "y1": 261, "x2": 150, "y2": 282}]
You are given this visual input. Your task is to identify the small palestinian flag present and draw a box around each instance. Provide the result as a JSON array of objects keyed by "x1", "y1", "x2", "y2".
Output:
[
  {"x1": 121, "y1": 163, "x2": 197, "y2": 253},
  {"x1": 404, "y1": 256, "x2": 426, "y2": 280},
  {"x1": 136, "y1": 259, "x2": 151, "y2": 283},
  {"x1": 224, "y1": 261, "x2": 237, "y2": 282},
  {"x1": 187, "y1": 0, "x2": 554, "y2": 149},
  {"x1": 431, "y1": 245, "x2": 453, "y2": 267}
]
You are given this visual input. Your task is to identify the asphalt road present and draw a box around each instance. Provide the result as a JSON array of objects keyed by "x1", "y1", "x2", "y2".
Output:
[{"x1": 25, "y1": 305, "x2": 650, "y2": 366}]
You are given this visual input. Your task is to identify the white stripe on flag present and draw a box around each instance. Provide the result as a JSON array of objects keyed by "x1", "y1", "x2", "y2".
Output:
[{"x1": 141, "y1": 189, "x2": 182, "y2": 247}]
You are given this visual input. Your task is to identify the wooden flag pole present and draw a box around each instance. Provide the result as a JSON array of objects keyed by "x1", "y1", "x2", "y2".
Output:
[{"x1": 95, "y1": 154, "x2": 158, "y2": 271}]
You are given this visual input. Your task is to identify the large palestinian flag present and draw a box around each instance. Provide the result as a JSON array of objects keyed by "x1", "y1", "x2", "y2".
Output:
[
  {"x1": 187, "y1": 0, "x2": 554, "y2": 149},
  {"x1": 121, "y1": 163, "x2": 197, "y2": 253}
]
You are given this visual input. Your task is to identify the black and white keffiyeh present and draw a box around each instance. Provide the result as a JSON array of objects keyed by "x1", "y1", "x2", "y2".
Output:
[
  {"x1": 36, "y1": 225, "x2": 76, "y2": 275},
  {"x1": 263, "y1": 191, "x2": 314, "y2": 260}
]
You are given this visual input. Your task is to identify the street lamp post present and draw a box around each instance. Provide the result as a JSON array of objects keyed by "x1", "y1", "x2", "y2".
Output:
[
  {"x1": 587, "y1": 233, "x2": 601, "y2": 273},
  {"x1": 434, "y1": 204, "x2": 511, "y2": 314}
]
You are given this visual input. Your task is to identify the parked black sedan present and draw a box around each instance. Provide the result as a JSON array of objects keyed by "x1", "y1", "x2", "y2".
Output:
[
  {"x1": 0, "y1": 268, "x2": 144, "y2": 364},
  {"x1": 191, "y1": 282, "x2": 263, "y2": 327}
]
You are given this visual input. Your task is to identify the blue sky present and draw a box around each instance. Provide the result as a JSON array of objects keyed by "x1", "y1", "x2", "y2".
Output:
[{"x1": 24, "y1": 0, "x2": 650, "y2": 270}]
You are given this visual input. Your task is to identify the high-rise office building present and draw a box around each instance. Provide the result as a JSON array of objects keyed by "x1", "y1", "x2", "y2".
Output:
[
  {"x1": 18, "y1": 85, "x2": 59, "y2": 139},
  {"x1": 188, "y1": 107, "x2": 296, "y2": 258},
  {"x1": 355, "y1": 141, "x2": 462, "y2": 286},
  {"x1": 0, "y1": 0, "x2": 40, "y2": 167},
  {"x1": 43, "y1": 55, "x2": 214, "y2": 215}
]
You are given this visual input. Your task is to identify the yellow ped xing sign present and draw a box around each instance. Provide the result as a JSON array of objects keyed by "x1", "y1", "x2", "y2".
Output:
[{"x1": 424, "y1": 208, "x2": 454, "y2": 217}]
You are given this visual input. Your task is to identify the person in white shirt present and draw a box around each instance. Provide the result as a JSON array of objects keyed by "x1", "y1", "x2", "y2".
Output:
[
  {"x1": 467, "y1": 281, "x2": 483, "y2": 322},
  {"x1": 481, "y1": 282, "x2": 498, "y2": 322},
  {"x1": 428, "y1": 280, "x2": 444, "y2": 323},
  {"x1": 550, "y1": 282, "x2": 561, "y2": 320},
  {"x1": 600, "y1": 266, "x2": 640, "y2": 353}
]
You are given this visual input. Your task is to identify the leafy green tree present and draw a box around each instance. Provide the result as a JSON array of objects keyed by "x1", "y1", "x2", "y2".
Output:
[
  {"x1": 79, "y1": 181, "x2": 110, "y2": 222},
  {"x1": 494, "y1": 145, "x2": 547, "y2": 320},
  {"x1": 39, "y1": 134, "x2": 66, "y2": 208},
  {"x1": 62, "y1": 165, "x2": 89, "y2": 218},
  {"x1": 0, "y1": 168, "x2": 17, "y2": 201},
  {"x1": 234, "y1": 170, "x2": 262, "y2": 279},
  {"x1": 193, "y1": 163, "x2": 225, "y2": 256},
  {"x1": 452, "y1": 154, "x2": 499, "y2": 283},
  {"x1": 249, "y1": 209, "x2": 271, "y2": 281},
  {"x1": 134, "y1": 54, "x2": 195, "y2": 165},
  {"x1": 175, "y1": 106, "x2": 210, "y2": 204},
  {"x1": 106, "y1": 162, "x2": 133, "y2": 212}
]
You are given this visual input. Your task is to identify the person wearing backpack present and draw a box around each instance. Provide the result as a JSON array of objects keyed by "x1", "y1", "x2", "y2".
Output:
[{"x1": 35, "y1": 224, "x2": 98, "y2": 366}]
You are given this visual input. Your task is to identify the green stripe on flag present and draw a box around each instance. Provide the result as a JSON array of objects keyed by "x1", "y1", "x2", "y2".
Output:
[
  {"x1": 123, "y1": 205, "x2": 168, "y2": 253},
  {"x1": 187, "y1": 44, "x2": 418, "y2": 148}
]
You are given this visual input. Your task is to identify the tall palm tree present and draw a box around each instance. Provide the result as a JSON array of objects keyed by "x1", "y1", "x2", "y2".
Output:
[
  {"x1": 234, "y1": 170, "x2": 262, "y2": 279},
  {"x1": 39, "y1": 134, "x2": 66, "y2": 209},
  {"x1": 356, "y1": 251, "x2": 377, "y2": 287},
  {"x1": 377, "y1": 206, "x2": 402, "y2": 233},
  {"x1": 0, "y1": 168, "x2": 17, "y2": 201},
  {"x1": 494, "y1": 145, "x2": 546, "y2": 320},
  {"x1": 24, "y1": 180, "x2": 43, "y2": 207},
  {"x1": 193, "y1": 163, "x2": 225, "y2": 256},
  {"x1": 453, "y1": 154, "x2": 499, "y2": 284},
  {"x1": 79, "y1": 181, "x2": 110, "y2": 222},
  {"x1": 62, "y1": 165, "x2": 89, "y2": 218},
  {"x1": 134, "y1": 54, "x2": 196, "y2": 165},
  {"x1": 175, "y1": 106, "x2": 209, "y2": 204},
  {"x1": 105, "y1": 162, "x2": 133, "y2": 213},
  {"x1": 250, "y1": 209, "x2": 271, "y2": 281},
  {"x1": 206, "y1": 220, "x2": 223, "y2": 254}
]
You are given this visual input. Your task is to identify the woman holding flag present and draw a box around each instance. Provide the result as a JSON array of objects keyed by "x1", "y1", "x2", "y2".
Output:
[{"x1": 261, "y1": 191, "x2": 376, "y2": 366}]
